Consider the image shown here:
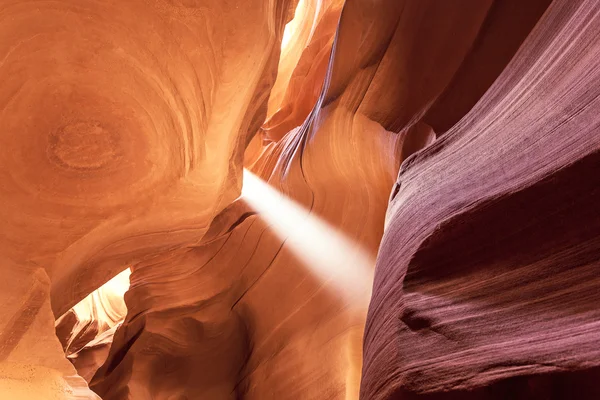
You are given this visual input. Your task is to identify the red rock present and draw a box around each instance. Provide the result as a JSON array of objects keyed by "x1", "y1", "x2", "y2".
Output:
[
  {"x1": 2, "y1": 0, "x2": 598, "y2": 398},
  {"x1": 362, "y1": 0, "x2": 600, "y2": 398}
]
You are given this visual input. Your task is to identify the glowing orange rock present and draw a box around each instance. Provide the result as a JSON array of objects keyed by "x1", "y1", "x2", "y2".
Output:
[
  {"x1": 3, "y1": 0, "x2": 599, "y2": 399},
  {"x1": 1, "y1": 0, "x2": 296, "y2": 397}
]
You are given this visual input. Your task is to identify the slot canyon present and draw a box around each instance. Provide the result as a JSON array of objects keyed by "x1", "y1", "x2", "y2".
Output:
[{"x1": 1, "y1": 0, "x2": 600, "y2": 399}]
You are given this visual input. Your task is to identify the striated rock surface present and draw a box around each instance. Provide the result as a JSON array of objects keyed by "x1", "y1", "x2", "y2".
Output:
[
  {"x1": 89, "y1": 0, "x2": 558, "y2": 398},
  {"x1": 362, "y1": 0, "x2": 600, "y2": 398},
  {"x1": 1, "y1": 0, "x2": 296, "y2": 397},
  {"x1": 55, "y1": 269, "x2": 130, "y2": 382},
  {"x1": 1, "y1": 0, "x2": 599, "y2": 399},
  {"x1": 259, "y1": 0, "x2": 344, "y2": 143}
]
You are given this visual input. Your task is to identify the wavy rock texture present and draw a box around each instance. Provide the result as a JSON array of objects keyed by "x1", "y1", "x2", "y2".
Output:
[
  {"x1": 265, "y1": 0, "x2": 343, "y2": 119},
  {"x1": 55, "y1": 269, "x2": 130, "y2": 382},
  {"x1": 1, "y1": 0, "x2": 598, "y2": 399},
  {"x1": 362, "y1": 0, "x2": 600, "y2": 398},
  {"x1": 1, "y1": 0, "x2": 295, "y2": 397},
  {"x1": 260, "y1": 0, "x2": 344, "y2": 142},
  {"x1": 89, "y1": 0, "x2": 412, "y2": 395},
  {"x1": 89, "y1": 0, "x2": 556, "y2": 398}
]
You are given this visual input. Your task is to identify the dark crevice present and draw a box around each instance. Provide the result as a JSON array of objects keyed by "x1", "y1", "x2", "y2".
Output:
[
  {"x1": 103, "y1": 322, "x2": 145, "y2": 375},
  {"x1": 400, "y1": 309, "x2": 432, "y2": 332}
]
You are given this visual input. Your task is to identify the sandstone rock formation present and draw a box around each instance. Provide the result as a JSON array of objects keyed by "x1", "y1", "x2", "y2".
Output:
[
  {"x1": 362, "y1": 0, "x2": 600, "y2": 398},
  {"x1": 1, "y1": 0, "x2": 296, "y2": 397},
  {"x1": 55, "y1": 269, "x2": 129, "y2": 382},
  {"x1": 1, "y1": 0, "x2": 598, "y2": 399}
]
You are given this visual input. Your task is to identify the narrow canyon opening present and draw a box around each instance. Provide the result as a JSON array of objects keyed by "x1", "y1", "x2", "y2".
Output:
[{"x1": 55, "y1": 269, "x2": 131, "y2": 383}]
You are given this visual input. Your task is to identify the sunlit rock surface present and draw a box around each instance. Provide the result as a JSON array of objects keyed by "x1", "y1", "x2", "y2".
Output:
[
  {"x1": 0, "y1": 262, "x2": 100, "y2": 399},
  {"x1": 1, "y1": 0, "x2": 295, "y2": 397},
  {"x1": 55, "y1": 269, "x2": 130, "y2": 382},
  {"x1": 1, "y1": 0, "x2": 599, "y2": 399}
]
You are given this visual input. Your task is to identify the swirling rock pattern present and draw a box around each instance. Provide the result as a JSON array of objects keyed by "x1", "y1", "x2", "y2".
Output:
[
  {"x1": 1, "y1": 0, "x2": 599, "y2": 399},
  {"x1": 362, "y1": 0, "x2": 600, "y2": 398},
  {"x1": 1, "y1": 0, "x2": 295, "y2": 397},
  {"x1": 89, "y1": 0, "x2": 554, "y2": 398}
]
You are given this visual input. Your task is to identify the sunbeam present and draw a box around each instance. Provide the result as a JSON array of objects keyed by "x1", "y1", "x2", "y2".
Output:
[{"x1": 241, "y1": 169, "x2": 374, "y2": 304}]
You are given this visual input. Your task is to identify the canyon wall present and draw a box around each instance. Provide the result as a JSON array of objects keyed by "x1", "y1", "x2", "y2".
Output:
[
  {"x1": 1, "y1": 0, "x2": 297, "y2": 397},
  {"x1": 362, "y1": 0, "x2": 600, "y2": 398},
  {"x1": 1, "y1": 0, "x2": 599, "y2": 399}
]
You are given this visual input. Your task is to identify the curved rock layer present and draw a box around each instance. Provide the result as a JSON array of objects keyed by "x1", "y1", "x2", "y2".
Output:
[
  {"x1": 2, "y1": 0, "x2": 598, "y2": 399},
  {"x1": 265, "y1": 0, "x2": 343, "y2": 119},
  {"x1": 362, "y1": 0, "x2": 600, "y2": 398},
  {"x1": 1, "y1": 0, "x2": 296, "y2": 397},
  {"x1": 259, "y1": 0, "x2": 344, "y2": 142},
  {"x1": 88, "y1": 0, "x2": 556, "y2": 399},
  {"x1": 55, "y1": 269, "x2": 130, "y2": 382}
]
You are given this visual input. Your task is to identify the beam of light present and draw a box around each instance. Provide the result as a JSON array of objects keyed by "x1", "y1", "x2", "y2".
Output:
[{"x1": 242, "y1": 169, "x2": 375, "y2": 304}]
